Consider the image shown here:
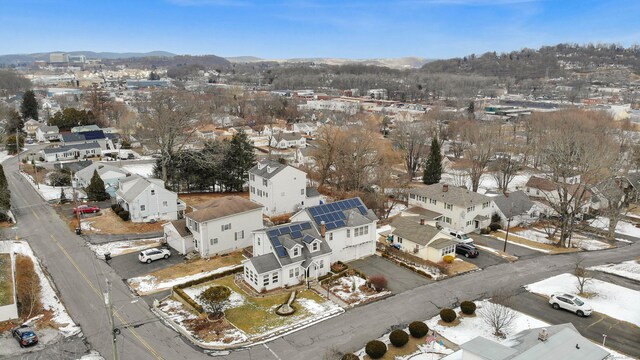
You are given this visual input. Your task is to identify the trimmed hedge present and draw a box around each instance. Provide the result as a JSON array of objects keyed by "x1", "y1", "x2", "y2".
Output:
[
  {"x1": 461, "y1": 301, "x2": 476, "y2": 315},
  {"x1": 365, "y1": 340, "x2": 387, "y2": 359},
  {"x1": 489, "y1": 223, "x2": 502, "y2": 232},
  {"x1": 443, "y1": 255, "x2": 455, "y2": 264},
  {"x1": 174, "y1": 287, "x2": 203, "y2": 313},
  {"x1": 176, "y1": 266, "x2": 242, "y2": 289},
  {"x1": 389, "y1": 329, "x2": 409, "y2": 347},
  {"x1": 440, "y1": 308, "x2": 457, "y2": 323},
  {"x1": 409, "y1": 321, "x2": 429, "y2": 338},
  {"x1": 341, "y1": 354, "x2": 359, "y2": 360}
]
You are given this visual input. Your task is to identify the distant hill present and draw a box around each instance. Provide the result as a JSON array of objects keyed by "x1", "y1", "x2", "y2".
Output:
[
  {"x1": 226, "y1": 56, "x2": 431, "y2": 69},
  {"x1": 421, "y1": 43, "x2": 640, "y2": 80},
  {"x1": 0, "y1": 51, "x2": 177, "y2": 64}
]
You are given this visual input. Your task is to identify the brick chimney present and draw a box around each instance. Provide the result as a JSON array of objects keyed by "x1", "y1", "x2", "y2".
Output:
[
  {"x1": 420, "y1": 218, "x2": 425, "y2": 225},
  {"x1": 320, "y1": 221, "x2": 326, "y2": 238},
  {"x1": 442, "y1": 184, "x2": 449, "y2": 192}
]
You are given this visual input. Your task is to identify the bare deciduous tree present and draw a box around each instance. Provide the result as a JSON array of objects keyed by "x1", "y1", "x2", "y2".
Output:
[
  {"x1": 479, "y1": 300, "x2": 519, "y2": 338},
  {"x1": 573, "y1": 256, "x2": 592, "y2": 294},
  {"x1": 392, "y1": 121, "x2": 430, "y2": 180}
]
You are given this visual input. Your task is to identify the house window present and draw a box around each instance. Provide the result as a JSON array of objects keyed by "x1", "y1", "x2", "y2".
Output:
[
  {"x1": 483, "y1": 202, "x2": 490, "y2": 209},
  {"x1": 301, "y1": 189, "x2": 305, "y2": 195},
  {"x1": 328, "y1": 233, "x2": 333, "y2": 241},
  {"x1": 443, "y1": 216, "x2": 452, "y2": 224},
  {"x1": 263, "y1": 275, "x2": 269, "y2": 286},
  {"x1": 210, "y1": 238, "x2": 218, "y2": 245},
  {"x1": 162, "y1": 201, "x2": 168, "y2": 207},
  {"x1": 250, "y1": 174, "x2": 255, "y2": 181},
  {"x1": 140, "y1": 205, "x2": 146, "y2": 211},
  {"x1": 319, "y1": 260, "x2": 324, "y2": 269},
  {"x1": 397, "y1": 237, "x2": 403, "y2": 244},
  {"x1": 467, "y1": 205, "x2": 476, "y2": 212},
  {"x1": 293, "y1": 247, "x2": 299, "y2": 257},
  {"x1": 312, "y1": 242, "x2": 318, "y2": 251},
  {"x1": 235, "y1": 230, "x2": 244, "y2": 241},
  {"x1": 263, "y1": 179, "x2": 268, "y2": 186},
  {"x1": 430, "y1": 199, "x2": 437, "y2": 205},
  {"x1": 409, "y1": 193, "x2": 416, "y2": 199},
  {"x1": 466, "y1": 220, "x2": 472, "y2": 227},
  {"x1": 257, "y1": 189, "x2": 263, "y2": 196},
  {"x1": 251, "y1": 186, "x2": 255, "y2": 194},
  {"x1": 221, "y1": 223, "x2": 231, "y2": 231},
  {"x1": 257, "y1": 237, "x2": 261, "y2": 246},
  {"x1": 272, "y1": 272, "x2": 279, "y2": 283},
  {"x1": 347, "y1": 229, "x2": 351, "y2": 237},
  {"x1": 445, "y1": 203, "x2": 453, "y2": 210},
  {"x1": 536, "y1": 189, "x2": 540, "y2": 195},
  {"x1": 295, "y1": 268, "x2": 299, "y2": 277},
  {"x1": 151, "y1": 190, "x2": 155, "y2": 195},
  {"x1": 265, "y1": 192, "x2": 268, "y2": 198},
  {"x1": 289, "y1": 269, "x2": 294, "y2": 278}
]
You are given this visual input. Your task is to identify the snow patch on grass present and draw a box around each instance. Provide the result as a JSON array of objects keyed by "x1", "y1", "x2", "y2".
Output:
[
  {"x1": 328, "y1": 275, "x2": 390, "y2": 305},
  {"x1": 121, "y1": 163, "x2": 155, "y2": 178},
  {"x1": 589, "y1": 216, "x2": 640, "y2": 238},
  {"x1": 87, "y1": 239, "x2": 162, "y2": 259},
  {"x1": 526, "y1": 273, "x2": 640, "y2": 326},
  {"x1": 589, "y1": 260, "x2": 640, "y2": 281},
  {"x1": 127, "y1": 264, "x2": 242, "y2": 295}
]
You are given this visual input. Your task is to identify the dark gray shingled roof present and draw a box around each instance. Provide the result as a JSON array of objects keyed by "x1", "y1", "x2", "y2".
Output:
[
  {"x1": 249, "y1": 159, "x2": 289, "y2": 179},
  {"x1": 248, "y1": 253, "x2": 281, "y2": 274},
  {"x1": 492, "y1": 190, "x2": 534, "y2": 218},
  {"x1": 43, "y1": 142, "x2": 101, "y2": 154},
  {"x1": 409, "y1": 184, "x2": 491, "y2": 208}
]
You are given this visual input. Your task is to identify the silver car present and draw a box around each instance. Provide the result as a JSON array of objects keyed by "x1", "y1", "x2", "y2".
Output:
[
  {"x1": 138, "y1": 248, "x2": 171, "y2": 263},
  {"x1": 549, "y1": 293, "x2": 593, "y2": 317}
]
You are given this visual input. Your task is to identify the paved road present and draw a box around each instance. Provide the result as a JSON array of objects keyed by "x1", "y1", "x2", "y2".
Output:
[
  {"x1": 505, "y1": 291, "x2": 640, "y2": 357},
  {"x1": 348, "y1": 256, "x2": 432, "y2": 293},
  {"x1": 6, "y1": 150, "x2": 640, "y2": 360},
  {"x1": 109, "y1": 249, "x2": 183, "y2": 279},
  {"x1": 469, "y1": 233, "x2": 542, "y2": 259}
]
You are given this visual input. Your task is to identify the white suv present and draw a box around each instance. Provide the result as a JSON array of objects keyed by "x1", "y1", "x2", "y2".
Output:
[
  {"x1": 441, "y1": 228, "x2": 474, "y2": 244},
  {"x1": 139, "y1": 248, "x2": 171, "y2": 263},
  {"x1": 549, "y1": 293, "x2": 592, "y2": 317}
]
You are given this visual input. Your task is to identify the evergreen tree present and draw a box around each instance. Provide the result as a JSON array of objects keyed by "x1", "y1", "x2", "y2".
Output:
[
  {"x1": 59, "y1": 188, "x2": 67, "y2": 203},
  {"x1": 423, "y1": 137, "x2": 442, "y2": 185},
  {"x1": 5, "y1": 134, "x2": 24, "y2": 154},
  {"x1": 85, "y1": 170, "x2": 109, "y2": 201},
  {"x1": 467, "y1": 101, "x2": 475, "y2": 120},
  {"x1": 20, "y1": 90, "x2": 39, "y2": 121},
  {"x1": 0, "y1": 164, "x2": 10, "y2": 211},
  {"x1": 222, "y1": 132, "x2": 256, "y2": 192},
  {"x1": 6, "y1": 110, "x2": 24, "y2": 135}
]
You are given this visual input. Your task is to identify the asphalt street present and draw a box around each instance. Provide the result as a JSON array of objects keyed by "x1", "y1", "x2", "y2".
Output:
[
  {"x1": 5, "y1": 149, "x2": 640, "y2": 360},
  {"x1": 348, "y1": 255, "x2": 432, "y2": 293},
  {"x1": 504, "y1": 291, "x2": 640, "y2": 356}
]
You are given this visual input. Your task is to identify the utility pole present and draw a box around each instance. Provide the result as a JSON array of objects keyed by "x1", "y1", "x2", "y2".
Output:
[
  {"x1": 16, "y1": 128, "x2": 20, "y2": 171},
  {"x1": 503, "y1": 216, "x2": 512, "y2": 252},
  {"x1": 72, "y1": 171, "x2": 81, "y2": 234},
  {"x1": 104, "y1": 279, "x2": 119, "y2": 360}
]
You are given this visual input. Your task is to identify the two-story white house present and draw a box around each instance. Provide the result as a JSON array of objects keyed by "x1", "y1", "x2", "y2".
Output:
[
  {"x1": 243, "y1": 197, "x2": 378, "y2": 292},
  {"x1": 35, "y1": 125, "x2": 60, "y2": 142},
  {"x1": 180, "y1": 196, "x2": 263, "y2": 258},
  {"x1": 408, "y1": 184, "x2": 493, "y2": 234},
  {"x1": 74, "y1": 162, "x2": 129, "y2": 189},
  {"x1": 115, "y1": 175, "x2": 185, "y2": 222},
  {"x1": 249, "y1": 160, "x2": 320, "y2": 217},
  {"x1": 269, "y1": 132, "x2": 306, "y2": 149}
]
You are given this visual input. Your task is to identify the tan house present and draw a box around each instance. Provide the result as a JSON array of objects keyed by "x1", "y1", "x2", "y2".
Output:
[{"x1": 388, "y1": 216, "x2": 456, "y2": 263}]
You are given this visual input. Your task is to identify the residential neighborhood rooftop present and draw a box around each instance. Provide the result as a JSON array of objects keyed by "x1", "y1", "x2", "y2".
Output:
[
  {"x1": 186, "y1": 196, "x2": 263, "y2": 223},
  {"x1": 409, "y1": 184, "x2": 491, "y2": 207}
]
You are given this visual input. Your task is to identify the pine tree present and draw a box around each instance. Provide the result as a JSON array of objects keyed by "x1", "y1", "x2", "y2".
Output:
[
  {"x1": 85, "y1": 170, "x2": 109, "y2": 201},
  {"x1": 467, "y1": 101, "x2": 475, "y2": 120},
  {"x1": 59, "y1": 188, "x2": 67, "y2": 203},
  {"x1": 0, "y1": 164, "x2": 10, "y2": 211},
  {"x1": 423, "y1": 137, "x2": 442, "y2": 185},
  {"x1": 223, "y1": 132, "x2": 256, "y2": 192},
  {"x1": 20, "y1": 90, "x2": 39, "y2": 121}
]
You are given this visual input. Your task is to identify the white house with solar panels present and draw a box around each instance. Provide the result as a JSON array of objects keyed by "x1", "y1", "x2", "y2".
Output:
[
  {"x1": 243, "y1": 198, "x2": 378, "y2": 292},
  {"x1": 248, "y1": 159, "x2": 321, "y2": 217}
]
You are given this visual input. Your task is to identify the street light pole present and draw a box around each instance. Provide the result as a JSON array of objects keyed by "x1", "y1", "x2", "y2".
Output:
[
  {"x1": 104, "y1": 279, "x2": 119, "y2": 360},
  {"x1": 503, "y1": 216, "x2": 512, "y2": 253}
]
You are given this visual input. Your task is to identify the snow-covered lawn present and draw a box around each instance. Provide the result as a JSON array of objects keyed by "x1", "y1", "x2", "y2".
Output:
[
  {"x1": 21, "y1": 171, "x2": 86, "y2": 202},
  {"x1": 510, "y1": 228, "x2": 612, "y2": 251},
  {"x1": 387, "y1": 203, "x2": 407, "y2": 218},
  {"x1": 87, "y1": 238, "x2": 162, "y2": 259},
  {"x1": 328, "y1": 275, "x2": 390, "y2": 305},
  {"x1": 183, "y1": 286, "x2": 246, "y2": 310},
  {"x1": 426, "y1": 300, "x2": 548, "y2": 345},
  {"x1": 526, "y1": 273, "x2": 640, "y2": 326},
  {"x1": 4, "y1": 241, "x2": 81, "y2": 337},
  {"x1": 127, "y1": 264, "x2": 242, "y2": 295},
  {"x1": 376, "y1": 224, "x2": 392, "y2": 237},
  {"x1": 121, "y1": 163, "x2": 155, "y2": 178},
  {"x1": 441, "y1": 172, "x2": 532, "y2": 194},
  {"x1": 589, "y1": 260, "x2": 640, "y2": 281},
  {"x1": 589, "y1": 216, "x2": 640, "y2": 238}
]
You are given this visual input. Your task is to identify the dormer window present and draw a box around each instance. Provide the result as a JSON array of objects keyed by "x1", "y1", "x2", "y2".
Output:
[
  {"x1": 312, "y1": 242, "x2": 318, "y2": 251},
  {"x1": 293, "y1": 247, "x2": 299, "y2": 257},
  {"x1": 150, "y1": 189, "x2": 155, "y2": 195},
  {"x1": 263, "y1": 179, "x2": 268, "y2": 186}
]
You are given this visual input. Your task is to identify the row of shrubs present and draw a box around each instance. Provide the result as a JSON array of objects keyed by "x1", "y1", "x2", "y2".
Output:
[
  {"x1": 344, "y1": 302, "x2": 478, "y2": 359},
  {"x1": 320, "y1": 268, "x2": 367, "y2": 286},
  {"x1": 111, "y1": 204, "x2": 130, "y2": 221},
  {"x1": 342, "y1": 321, "x2": 430, "y2": 359},
  {"x1": 440, "y1": 300, "x2": 477, "y2": 323},
  {"x1": 173, "y1": 287, "x2": 204, "y2": 313}
]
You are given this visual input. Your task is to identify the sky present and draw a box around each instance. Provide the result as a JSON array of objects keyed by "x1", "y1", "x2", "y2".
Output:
[{"x1": 1, "y1": 0, "x2": 639, "y2": 59}]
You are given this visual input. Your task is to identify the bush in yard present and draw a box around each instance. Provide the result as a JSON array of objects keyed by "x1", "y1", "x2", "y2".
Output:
[
  {"x1": 117, "y1": 210, "x2": 130, "y2": 221},
  {"x1": 440, "y1": 308, "x2": 457, "y2": 323},
  {"x1": 461, "y1": 301, "x2": 477, "y2": 315},
  {"x1": 368, "y1": 275, "x2": 388, "y2": 292},
  {"x1": 341, "y1": 354, "x2": 359, "y2": 360},
  {"x1": 443, "y1": 255, "x2": 455, "y2": 263},
  {"x1": 489, "y1": 223, "x2": 502, "y2": 232},
  {"x1": 197, "y1": 286, "x2": 231, "y2": 318},
  {"x1": 409, "y1": 321, "x2": 429, "y2": 338},
  {"x1": 480, "y1": 227, "x2": 490, "y2": 234},
  {"x1": 85, "y1": 170, "x2": 110, "y2": 201},
  {"x1": 389, "y1": 329, "x2": 409, "y2": 347},
  {"x1": 365, "y1": 340, "x2": 387, "y2": 359},
  {"x1": 111, "y1": 204, "x2": 121, "y2": 212},
  {"x1": 491, "y1": 213, "x2": 501, "y2": 224},
  {"x1": 48, "y1": 171, "x2": 71, "y2": 186}
]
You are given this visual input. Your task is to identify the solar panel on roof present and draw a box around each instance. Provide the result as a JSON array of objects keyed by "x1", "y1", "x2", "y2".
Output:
[
  {"x1": 291, "y1": 231, "x2": 302, "y2": 239},
  {"x1": 336, "y1": 212, "x2": 346, "y2": 220},
  {"x1": 326, "y1": 222, "x2": 336, "y2": 230},
  {"x1": 271, "y1": 237, "x2": 282, "y2": 247},
  {"x1": 290, "y1": 224, "x2": 301, "y2": 232},
  {"x1": 309, "y1": 208, "x2": 318, "y2": 216},
  {"x1": 339, "y1": 201, "x2": 348, "y2": 210},
  {"x1": 280, "y1": 227, "x2": 291, "y2": 234},
  {"x1": 303, "y1": 234, "x2": 315, "y2": 244},
  {"x1": 335, "y1": 220, "x2": 345, "y2": 227},
  {"x1": 357, "y1": 206, "x2": 368, "y2": 215},
  {"x1": 316, "y1": 206, "x2": 326, "y2": 214},
  {"x1": 354, "y1": 198, "x2": 363, "y2": 206},
  {"x1": 301, "y1": 222, "x2": 311, "y2": 230},
  {"x1": 275, "y1": 245, "x2": 287, "y2": 257},
  {"x1": 345, "y1": 199, "x2": 355, "y2": 208},
  {"x1": 267, "y1": 229, "x2": 278, "y2": 237}
]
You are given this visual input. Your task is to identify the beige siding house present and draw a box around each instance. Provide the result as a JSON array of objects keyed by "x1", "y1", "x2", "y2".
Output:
[{"x1": 388, "y1": 216, "x2": 456, "y2": 263}]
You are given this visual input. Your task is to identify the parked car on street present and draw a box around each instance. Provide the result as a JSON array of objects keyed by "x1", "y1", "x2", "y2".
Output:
[
  {"x1": 549, "y1": 293, "x2": 592, "y2": 317},
  {"x1": 455, "y1": 243, "x2": 479, "y2": 258},
  {"x1": 138, "y1": 248, "x2": 171, "y2": 263},
  {"x1": 73, "y1": 205, "x2": 101, "y2": 214},
  {"x1": 12, "y1": 325, "x2": 38, "y2": 347}
]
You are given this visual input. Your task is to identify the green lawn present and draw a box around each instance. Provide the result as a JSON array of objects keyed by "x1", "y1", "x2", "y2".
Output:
[
  {"x1": 0, "y1": 254, "x2": 14, "y2": 306},
  {"x1": 204, "y1": 275, "x2": 333, "y2": 335}
]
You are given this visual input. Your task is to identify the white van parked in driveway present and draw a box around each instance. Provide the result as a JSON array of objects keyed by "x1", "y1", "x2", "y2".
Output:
[{"x1": 440, "y1": 228, "x2": 474, "y2": 244}]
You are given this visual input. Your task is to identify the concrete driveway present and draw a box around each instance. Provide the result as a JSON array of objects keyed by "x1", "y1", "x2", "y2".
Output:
[
  {"x1": 469, "y1": 233, "x2": 543, "y2": 259},
  {"x1": 503, "y1": 291, "x2": 640, "y2": 357},
  {"x1": 108, "y1": 248, "x2": 183, "y2": 279},
  {"x1": 348, "y1": 255, "x2": 432, "y2": 293},
  {"x1": 462, "y1": 248, "x2": 509, "y2": 269}
]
